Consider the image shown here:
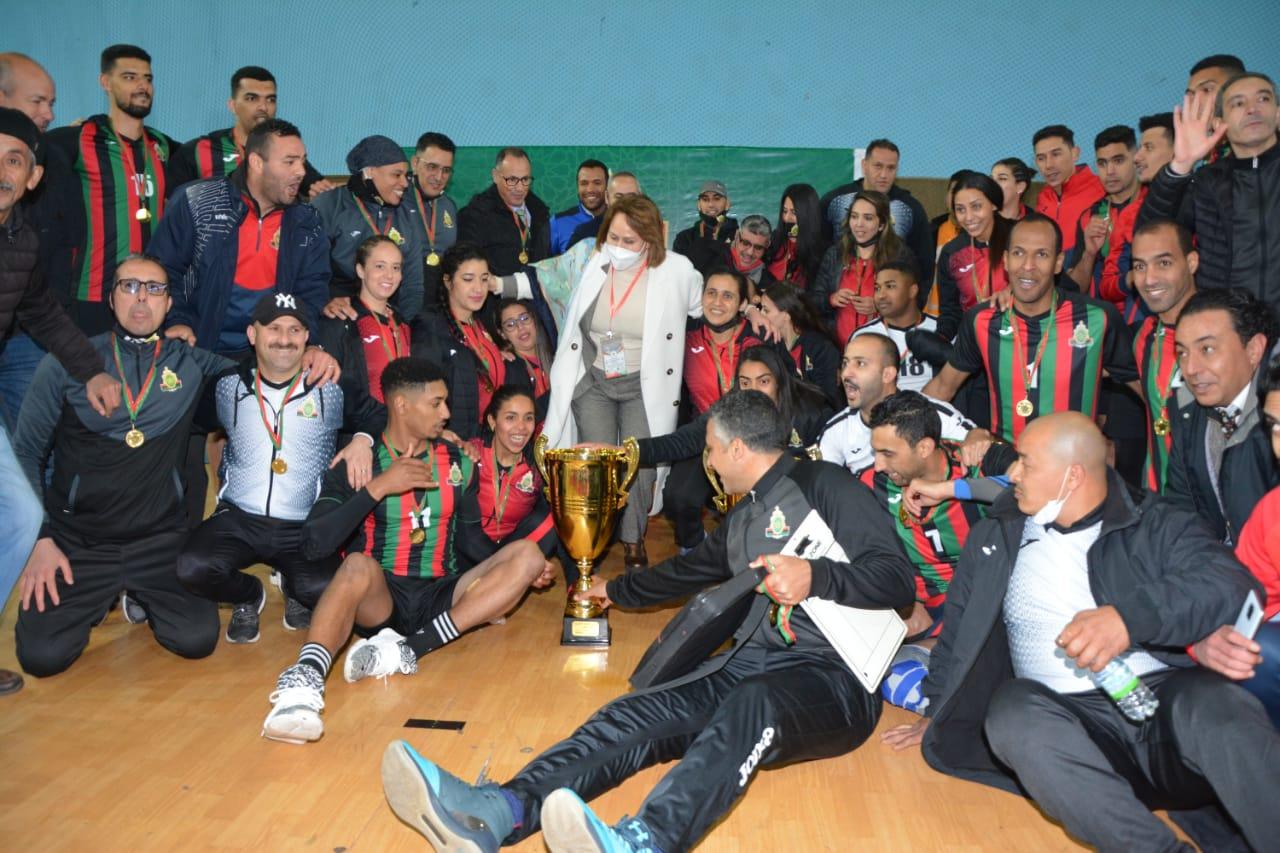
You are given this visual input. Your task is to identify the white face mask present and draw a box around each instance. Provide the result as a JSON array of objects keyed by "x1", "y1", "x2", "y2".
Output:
[
  {"x1": 604, "y1": 243, "x2": 644, "y2": 270},
  {"x1": 1031, "y1": 466, "x2": 1074, "y2": 526}
]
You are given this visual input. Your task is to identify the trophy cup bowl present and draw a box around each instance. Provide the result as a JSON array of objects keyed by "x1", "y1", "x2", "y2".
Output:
[
  {"x1": 534, "y1": 434, "x2": 640, "y2": 646},
  {"x1": 702, "y1": 447, "x2": 743, "y2": 514}
]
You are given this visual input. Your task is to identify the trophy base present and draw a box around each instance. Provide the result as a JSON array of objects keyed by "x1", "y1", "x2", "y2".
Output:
[
  {"x1": 561, "y1": 613, "x2": 611, "y2": 646},
  {"x1": 562, "y1": 573, "x2": 610, "y2": 646}
]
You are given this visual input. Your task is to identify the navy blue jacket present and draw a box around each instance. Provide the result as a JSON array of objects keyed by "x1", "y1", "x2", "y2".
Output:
[{"x1": 147, "y1": 170, "x2": 329, "y2": 351}]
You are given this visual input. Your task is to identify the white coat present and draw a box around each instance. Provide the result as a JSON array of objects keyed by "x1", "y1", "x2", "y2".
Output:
[{"x1": 542, "y1": 250, "x2": 703, "y2": 513}]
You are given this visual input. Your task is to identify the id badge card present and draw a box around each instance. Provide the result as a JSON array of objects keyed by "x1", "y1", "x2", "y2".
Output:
[{"x1": 601, "y1": 331, "x2": 627, "y2": 379}]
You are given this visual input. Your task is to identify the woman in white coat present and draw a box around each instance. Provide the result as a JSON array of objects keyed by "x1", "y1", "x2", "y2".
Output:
[{"x1": 542, "y1": 196, "x2": 702, "y2": 569}]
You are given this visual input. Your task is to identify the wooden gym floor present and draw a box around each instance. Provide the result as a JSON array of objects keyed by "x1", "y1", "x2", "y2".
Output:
[{"x1": 2, "y1": 513, "x2": 1180, "y2": 851}]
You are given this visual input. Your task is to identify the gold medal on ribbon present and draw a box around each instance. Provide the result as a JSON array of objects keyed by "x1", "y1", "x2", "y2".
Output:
[
  {"x1": 897, "y1": 504, "x2": 911, "y2": 526},
  {"x1": 426, "y1": 251, "x2": 440, "y2": 266},
  {"x1": 518, "y1": 250, "x2": 529, "y2": 264},
  {"x1": 272, "y1": 457, "x2": 288, "y2": 475},
  {"x1": 1154, "y1": 417, "x2": 1171, "y2": 436},
  {"x1": 1015, "y1": 398, "x2": 1034, "y2": 417},
  {"x1": 410, "y1": 527, "x2": 426, "y2": 545},
  {"x1": 135, "y1": 208, "x2": 151, "y2": 222},
  {"x1": 125, "y1": 428, "x2": 145, "y2": 448}
]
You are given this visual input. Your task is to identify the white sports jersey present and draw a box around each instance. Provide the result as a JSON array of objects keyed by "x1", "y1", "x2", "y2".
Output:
[
  {"x1": 853, "y1": 316, "x2": 938, "y2": 393},
  {"x1": 818, "y1": 395, "x2": 974, "y2": 475}
]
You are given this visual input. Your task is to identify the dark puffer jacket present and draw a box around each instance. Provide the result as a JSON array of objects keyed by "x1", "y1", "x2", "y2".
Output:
[{"x1": 1139, "y1": 142, "x2": 1280, "y2": 312}]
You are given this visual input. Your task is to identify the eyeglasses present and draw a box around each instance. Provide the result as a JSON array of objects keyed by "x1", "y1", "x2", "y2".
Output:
[
  {"x1": 500, "y1": 175, "x2": 534, "y2": 188},
  {"x1": 501, "y1": 313, "x2": 533, "y2": 330},
  {"x1": 735, "y1": 235, "x2": 769, "y2": 255},
  {"x1": 417, "y1": 161, "x2": 454, "y2": 177},
  {"x1": 115, "y1": 278, "x2": 169, "y2": 296}
]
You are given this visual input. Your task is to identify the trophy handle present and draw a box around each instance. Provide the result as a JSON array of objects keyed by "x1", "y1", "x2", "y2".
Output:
[
  {"x1": 702, "y1": 446, "x2": 728, "y2": 502},
  {"x1": 615, "y1": 436, "x2": 640, "y2": 504},
  {"x1": 533, "y1": 433, "x2": 550, "y2": 499}
]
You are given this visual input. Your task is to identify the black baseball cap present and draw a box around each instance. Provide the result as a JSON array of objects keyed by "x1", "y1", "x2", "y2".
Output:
[{"x1": 251, "y1": 292, "x2": 310, "y2": 330}]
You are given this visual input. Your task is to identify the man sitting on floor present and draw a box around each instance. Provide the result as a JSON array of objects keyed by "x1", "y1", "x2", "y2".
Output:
[
  {"x1": 261, "y1": 356, "x2": 554, "y2": 744},
  {"x1": 883, "y1": 412, "x2": 1276, "y2": 852},
  {"x1": 378, "y1": 390, "x2": 914, "y2": 853}
]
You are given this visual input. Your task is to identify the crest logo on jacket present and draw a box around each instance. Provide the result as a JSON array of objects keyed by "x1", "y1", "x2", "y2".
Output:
[
  {"x1": 448, "y1": 461, "x2": 464, "y2": 486},
  {"x1": 1070, "y1": 320, "x2": 1094, "y2": 349},
  {"x1": 160, "y1": 366, "x2": 182, "y2": 392},
  {"x1": 297, "y1": 396, "x2": 318, "y2": 419},
  {"x1": 515, "y1": 470, "x2": 536, "y2": 493},
  {"x1": 443, "y1": 211, "x2": 454, "y2": 228},
  {"x1": 765, "y1": 506, "x2": 790, "y2": 539}
]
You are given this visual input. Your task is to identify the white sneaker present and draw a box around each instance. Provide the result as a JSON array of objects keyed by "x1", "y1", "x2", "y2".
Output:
[
  {"x1": 343, "y1": 628, "x2": 418, "y2": 683},
  {"x1": 262, "y1": 664, "x2": 325, "y2": 744}
]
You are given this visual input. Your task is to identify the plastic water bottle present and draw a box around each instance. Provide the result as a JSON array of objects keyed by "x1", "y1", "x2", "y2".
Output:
[{"x1": 1091, "y1": 658, "x2": 1159, "y2": 721}]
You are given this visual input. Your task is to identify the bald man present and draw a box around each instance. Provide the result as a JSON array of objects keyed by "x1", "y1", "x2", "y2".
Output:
[
  {"x1": 883, "y1": 412, "x2": 1276, "y2": 852},
  {"x1": 0, "y1": 53, "x2": 55, "y2": 132}
]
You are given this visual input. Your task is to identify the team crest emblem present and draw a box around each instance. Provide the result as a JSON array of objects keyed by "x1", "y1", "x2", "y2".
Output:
[
  {"x1": 805, "y1": 355, "x2": 813, "y2": 372},
  {"x1": 443, "y1": 211, "x2": 454, "y2": 228},
  {"x1": 1070, "y1": 321, "x2": 1094, "y2": 349},
  {"x1": 765, "y1": 506, "x2": 790, "y2": 539},
  {"x1": 270, "y1": 229, "x2": 281, "y2": 250},
  {"x1": 388, "y1": 227, "x2": 404, "y2": 246},
  {"x1": 296, "y1": 396, "x2": 318, "y2": 418},
  {"x1": 515, "y1": 471, "x2": 536, "y2": 493},
  {"x1": 448, "y1": 461, "x2": 463, "y2": 486},
  {"x1": 159, "y1": 366, "x2": 182, "y2": 392},
  {"x1": 789, "y1": 428, "x2": 802, "y2": 447}
]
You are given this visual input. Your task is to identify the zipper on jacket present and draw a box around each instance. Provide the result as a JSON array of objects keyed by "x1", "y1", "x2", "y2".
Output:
[
  {"x1": 1257, "y1": 155, "x2": 1268, "y2": 302},
  {"x1": 64, "y1": 474, "x2": 80, "y2": 515}
]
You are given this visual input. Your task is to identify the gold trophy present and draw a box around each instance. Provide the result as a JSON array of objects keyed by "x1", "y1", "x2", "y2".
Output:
[
  {"x1": 534, "y1": 435, "x2": 640, "y2": 646},
  {"x1": 702, "y1": 447, "x2": 743, "y2": 513}
]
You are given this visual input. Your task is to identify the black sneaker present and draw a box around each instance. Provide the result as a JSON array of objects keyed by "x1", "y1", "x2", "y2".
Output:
[
  {"x1": 226, "y1": 578, "x2": 266, "y2": 644},
  {"x1": 282, "y1": 596, "x2": 312, "y2": 631},
  {"x1": 121, "y1": 592, "x2": 148, "y2": 624}
]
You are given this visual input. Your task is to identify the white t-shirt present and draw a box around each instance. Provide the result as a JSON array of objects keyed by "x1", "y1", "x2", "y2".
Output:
[
  {"x1": 1004, "y1": 517, "x2": 1167, "y2": 694},
  {"x1": 853, "y1": 315, "x2": 938, "y2": 393},
  {"x1": 818, "y1": 395, "x2": 974, "y2": 475}
]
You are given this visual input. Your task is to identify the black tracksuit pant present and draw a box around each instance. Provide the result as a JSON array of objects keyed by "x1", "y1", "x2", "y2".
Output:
[
  {"x1": 983, "y1": 669, "x2": 1280, "y2": 853},
  {"x1": 15, "y1": 527, "x2": 219, "y2": 677},
  {"x1": 502, "y1": 644, "x2": 880, "y2": 852},
  {"x1": 176, "y1": 502, "x2": 339, "y2": 607},
  {"x1": 662, "y1": 455, "x2": 713, "y2": 549}
]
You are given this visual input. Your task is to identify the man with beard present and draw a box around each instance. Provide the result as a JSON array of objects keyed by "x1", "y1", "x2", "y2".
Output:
[
  {"x1": 166, "y1": 66, "x2": 333, "y2": 198},
  {"x1": 145, "y1": 118, "x2": 338, "y2": 534},
  {"x1": 40, "y1": 44, "x2": 176, "y2": 336},
  {"x1": 820, "y1": 332, "x2": 974, "y2": 475},
  {"x1": 400, "y1": 132, "x2": 458, "y2": 313},
  {"x1": 549, "y1": 159, "x2": 607, "y2": 255},
  {"x1": 176, "y1": 294, "x2": 357, "y2": 643},
  {"x1": 313, "y1": 135, "x2": 425, "y2": 320},
  {"x1": 147, "y1": 119, "x2": 330, "y2": 357},
  {"x1": 11, "y1": 255, "x2": 229, "y2": 678}
]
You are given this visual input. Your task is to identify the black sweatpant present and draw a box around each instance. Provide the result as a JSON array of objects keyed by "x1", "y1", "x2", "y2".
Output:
[
  {"x1": 503, "y1": 645, "x2": 880, "y2": 852},
  {"x1": 15, "y1": 527, "x2": 219, "y2": 677},
  {"x1": 176, "y1": 502, "x2": 339, "y2": 607},
  {"x1": 661, "y1": 455, "x2": 712, "y2": 549},
  {"x1": 983, "y1": 670, "x2": 1280, "y2": 853}
]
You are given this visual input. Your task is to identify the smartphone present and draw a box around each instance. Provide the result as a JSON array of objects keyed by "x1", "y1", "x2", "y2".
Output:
[{"x1": 1234, "y1": 590, "x2": 1264, "y2": 640}]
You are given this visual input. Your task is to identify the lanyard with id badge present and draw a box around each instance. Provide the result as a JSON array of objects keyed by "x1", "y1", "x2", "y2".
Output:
[{"x1": 601, "y1": 260, "x2": 649, "y2": 379}]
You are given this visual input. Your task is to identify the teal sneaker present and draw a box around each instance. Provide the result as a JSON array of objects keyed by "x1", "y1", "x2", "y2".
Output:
[
  {"x1": 540, "y1": 788, "x2": 662, "y2": 853},
  {"x1": 380, "y1": 740, "x2": 514, "y2": 853}
]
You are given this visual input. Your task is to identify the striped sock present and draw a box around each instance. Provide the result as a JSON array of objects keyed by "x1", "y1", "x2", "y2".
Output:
[
  {"x1": 405, "y1": 611, "x2": 460, "y2": 658},
  {"x1": 297, "y1": 642, "x2": 332, "y2": 678}
]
